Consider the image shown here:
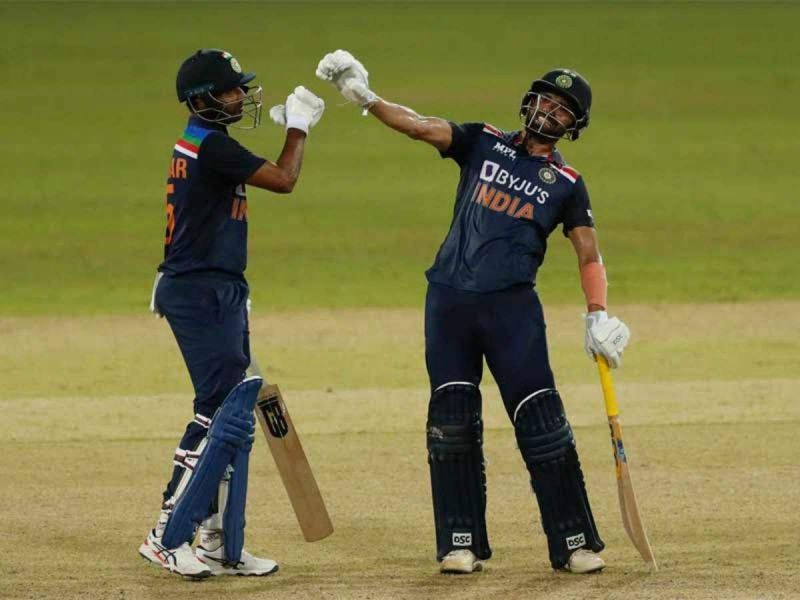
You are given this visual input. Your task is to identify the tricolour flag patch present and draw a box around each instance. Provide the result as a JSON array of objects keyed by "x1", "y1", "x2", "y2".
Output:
[
  {"x1": 552, "y1": 164, "x2": 579, "y2": 183},
  {"x1": 482, "y1": 123, "x2": 504, "y2": 138},
  {"x1": 174, "y1": 125, "x2": 213, "y2": 159}
]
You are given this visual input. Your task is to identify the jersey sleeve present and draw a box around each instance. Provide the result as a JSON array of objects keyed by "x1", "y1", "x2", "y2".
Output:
[
  {"x1": 198, "y1": 132, "x2": 267, "y2": 184},
  {"x1": 562, "y1": 176, "x2": 595, "y2": 236},
  {"x1": 439, "y1": 122, "x2": 484, "y2": 166}
]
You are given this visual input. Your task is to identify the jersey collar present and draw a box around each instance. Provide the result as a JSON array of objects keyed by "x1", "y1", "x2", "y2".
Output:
[
  {"x1": 188, "y1": 115, "x2": 228, "y2": 133},
  {"x1": 512, "y1": 131, "x2": 557, "y2": 162}
]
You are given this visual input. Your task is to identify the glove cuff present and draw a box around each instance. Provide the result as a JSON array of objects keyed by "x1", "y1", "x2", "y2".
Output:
[
  {"x1": 585, "y1": 310, "x2": 608, "y2": 327},
  {"x1": 286, "y1": 115, "x2": 310, "y2": 134},
  {"x1": 359, "y1": 89, "x2": 379, "y2": 110}
]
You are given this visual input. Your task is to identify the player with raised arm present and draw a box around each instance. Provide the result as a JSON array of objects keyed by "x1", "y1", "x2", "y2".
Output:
[
  {"x1": 316, "y1": 50, "x2": 630, "y2": 575},
  {"x1": 139, "y1": 49, "x2": 324, "y2": 579}
]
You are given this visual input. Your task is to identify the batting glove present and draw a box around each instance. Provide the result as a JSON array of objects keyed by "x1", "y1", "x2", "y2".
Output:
[
  {"x1": 269, "y1": 86, "x2": 325, "y2": 134},
  {"x1": 316, "y1": 49, "x2": 378, "y2": 111},
  {"x1": 584, "y1": 311, "x2": 631, "y2": 369}
]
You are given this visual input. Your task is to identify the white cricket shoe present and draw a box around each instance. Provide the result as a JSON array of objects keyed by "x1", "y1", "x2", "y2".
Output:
[
  {"x1": 440, "y1": 549, "x2": 483, "y2": 574},
  {"x1": 138, "y1": 530, "x2": 211, "y2": 579},
  {"x1": 563, "y1": 548, "x2": 605, "y2": 574},
  {"x1": 196, "y1": 545, "x2": 279, "y2": 576}
]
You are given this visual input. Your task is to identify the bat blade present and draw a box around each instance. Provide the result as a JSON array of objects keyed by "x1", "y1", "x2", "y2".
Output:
[
  {"x1": 255, "y1": 383, "x2": 333, "y2": 542},
  {"x1": 598, "y1": 357, "x2": 657, "y2": 571},
  {"x1": 609, "y1": 416, "x2": 658, "y2": 570}
]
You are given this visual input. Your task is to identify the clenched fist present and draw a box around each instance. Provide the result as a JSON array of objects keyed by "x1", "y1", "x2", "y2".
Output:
[
  {"x1": 584, "y1": 311, "x2": 630, "y2": 369},
  {"x1": 268, "y1": 86, "x2": 325, "y2": 134},
  {"x1": 316, "y1": 49, "x2": 378, "y2": 110}
]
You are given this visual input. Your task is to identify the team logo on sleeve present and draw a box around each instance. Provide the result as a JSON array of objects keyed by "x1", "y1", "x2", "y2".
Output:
[{"x1": 538, "y1": 167, "x2": 557, "y2": 184}]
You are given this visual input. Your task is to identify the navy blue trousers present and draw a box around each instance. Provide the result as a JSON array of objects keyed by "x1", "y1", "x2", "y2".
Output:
[
  {"x1": 425, "y1": 282, "x2": 556, "y2": 419},
  {"x1": 154, "y1": 274, "x2": 251, "y2": 503}
]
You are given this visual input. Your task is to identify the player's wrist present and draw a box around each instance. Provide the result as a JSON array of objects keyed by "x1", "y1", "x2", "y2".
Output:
[
  {"x1": 359, "y1": 89, "x2": 379, "y2": 109},
  {"x1": 285, "y1": 114, "x2": 311, "y2": 134}
]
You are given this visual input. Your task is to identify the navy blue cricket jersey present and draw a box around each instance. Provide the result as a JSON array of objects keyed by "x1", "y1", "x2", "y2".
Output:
[
  {"x1": 425, "y1": 122, "x2": 595, "y2": 292},
  {"x1": 158, "y1": 116, "x2": 266, "y2": 278}
]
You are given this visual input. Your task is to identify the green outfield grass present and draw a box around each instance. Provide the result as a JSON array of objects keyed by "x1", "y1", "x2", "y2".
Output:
[
  {"x1": 1, "y1": 1, "x2": 798, "y2": 316},
  {"x1": 3, "y1": 4, "x2": 798, "y2": 599}
]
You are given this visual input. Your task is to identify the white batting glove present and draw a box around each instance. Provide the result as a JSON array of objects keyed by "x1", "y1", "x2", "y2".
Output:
[
  {"x1": 268, "y1": 86, "x2": 325, "y2": 134},
  {"x1": 316, "y1": 49, "x2": 378, "y2": 111},
  {"x1": 268, "y1": 104, "x2": 286, "y2": 126},
  {"x1": 584, "y1": 311, "x2": 630, "y2": 369}
]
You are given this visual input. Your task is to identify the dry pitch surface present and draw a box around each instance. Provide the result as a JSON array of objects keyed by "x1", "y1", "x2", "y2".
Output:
[{"x1": 2, "y1": 302, "x2": 798, "y2": 599}]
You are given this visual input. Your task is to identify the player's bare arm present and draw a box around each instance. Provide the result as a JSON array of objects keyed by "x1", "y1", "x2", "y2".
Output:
[
  {"x1": 568, "y1": 226, "x2": 603, "y2": 311},
  {"x1": 367, "y1": 100, "x2": 452, "y2": 150},
  {"x1": 247, "y1": 86, "x2": 325, "y2": 193},
  {"x1": 247, "y1": 129, "x2": 306, "y2": 193},
  {"x1": 315, "y1": 49, "x2": 452, "y2": 151},
  {"x1": 568, "y1": 225, "x2": 630, "y2": 367}
]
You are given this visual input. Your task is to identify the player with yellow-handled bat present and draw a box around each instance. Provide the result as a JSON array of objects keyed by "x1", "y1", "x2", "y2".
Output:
[
  {"x1": 596, "y1": 355, "x2": 658, "y2": 571},
  {"x1": 316, "y1": 49, "x2": 634, "y2": 576}
]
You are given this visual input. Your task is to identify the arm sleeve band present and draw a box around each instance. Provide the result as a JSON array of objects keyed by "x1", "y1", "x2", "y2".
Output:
[{"x1": 580, "y1": 261, "x2": 607, "y2": 310}]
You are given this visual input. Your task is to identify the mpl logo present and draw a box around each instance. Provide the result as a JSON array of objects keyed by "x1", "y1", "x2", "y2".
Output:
[
  {"x1": 452, "y1": 532, "x2": 472, "y2": 547},
  {"x1": 492, "y1": 142, "x2": 516, "y2": 160},
  {"x1": 566, "y1": 533, "x2": 586, "y2": 550}
]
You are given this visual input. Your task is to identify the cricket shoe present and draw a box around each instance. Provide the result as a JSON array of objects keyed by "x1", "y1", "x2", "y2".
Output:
[
  {"x1": 563, "y1": 548, "x2": 605, "y2": 574},
  {"x1": 196, "y1": 545, "x2": 279, "y2": 576},
  {"x1": 138, "y1": 530, "x2": 211, "y2": 579},
  {"x1": 439, "y1": 549, "x2": 483, "y2": 574}
]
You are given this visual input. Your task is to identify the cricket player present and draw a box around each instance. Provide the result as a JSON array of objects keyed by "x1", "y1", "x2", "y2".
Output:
[
  {"x1": 139, "y1": 49, "x2": 325, "y2": 578},
  {"x1": 316, "y1": 50, "x2": 630, "y2": 574}
]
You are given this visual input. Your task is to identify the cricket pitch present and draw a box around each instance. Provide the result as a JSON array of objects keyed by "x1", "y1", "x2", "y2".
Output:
[{"x1": 2, "y1": 302, "x2": 798, "y2": 599}]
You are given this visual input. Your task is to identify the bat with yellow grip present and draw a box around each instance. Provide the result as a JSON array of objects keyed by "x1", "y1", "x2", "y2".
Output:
[{"x1": 597, "y1": 356, "x2": 658, "y2": 571}]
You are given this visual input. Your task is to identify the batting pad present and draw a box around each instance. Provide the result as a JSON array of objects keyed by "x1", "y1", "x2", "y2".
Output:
[
  {"x1": 427, "y1": 383, "x2": 492, "y2": 561},
  {"x1": 162, "y1": 376, "x2": 262, "y2": 550},
  {"x1": 514, "y1": 388, "x2": 604, "y2": 568}
]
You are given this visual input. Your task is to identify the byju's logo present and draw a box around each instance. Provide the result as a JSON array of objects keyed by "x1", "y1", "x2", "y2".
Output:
[{"x1": 478, "y1": 160, "x2": 550, "y2": 203}]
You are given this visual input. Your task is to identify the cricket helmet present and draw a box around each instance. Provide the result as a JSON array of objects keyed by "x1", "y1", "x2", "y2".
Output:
[
  {"x1": 520, "y1": 68, "x2": 592, "y2": 141},
  {"x1": 176, "y1": 49, "x2": 263, "y2": 129}
]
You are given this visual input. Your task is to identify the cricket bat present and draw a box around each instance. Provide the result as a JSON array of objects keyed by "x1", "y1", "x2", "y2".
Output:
[
  {"x1": 248, "y1": 359, "x2": 333, "y2": 542},
  {"x1": 596, "y1": 356, "x2": 657, "y2": 571}
]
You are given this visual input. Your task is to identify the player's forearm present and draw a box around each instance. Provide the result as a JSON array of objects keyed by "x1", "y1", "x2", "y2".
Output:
[
  {"x1": 273, "y1": 130, "x2": 306, "y2": 193},
  {"x1": 247, "y1": 131, "x2": 306, "y2": 193},
  {"x1": 367, "y1": 99, "x2": 452, "y2": 151},
  {"x1": 368, "y1": 99, "x2": 426, "y2": 136},
  {"x1": 568, "y1": 226, "x2": 606, "y2": 310},
  {"x1": 580, "y1": 260, "x2": 607, "y2": 311}
]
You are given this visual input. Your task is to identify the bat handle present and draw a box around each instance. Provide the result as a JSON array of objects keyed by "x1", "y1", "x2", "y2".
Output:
[
  {"x1": 247, "y1": 355, "x2": 271, "y2": 385},
  {"x1": 596, "y1": 356, "x2": 620, "y2": 418},
  {"x1": 247, "y1": 357, "x2": 263, "y2": 378}
]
